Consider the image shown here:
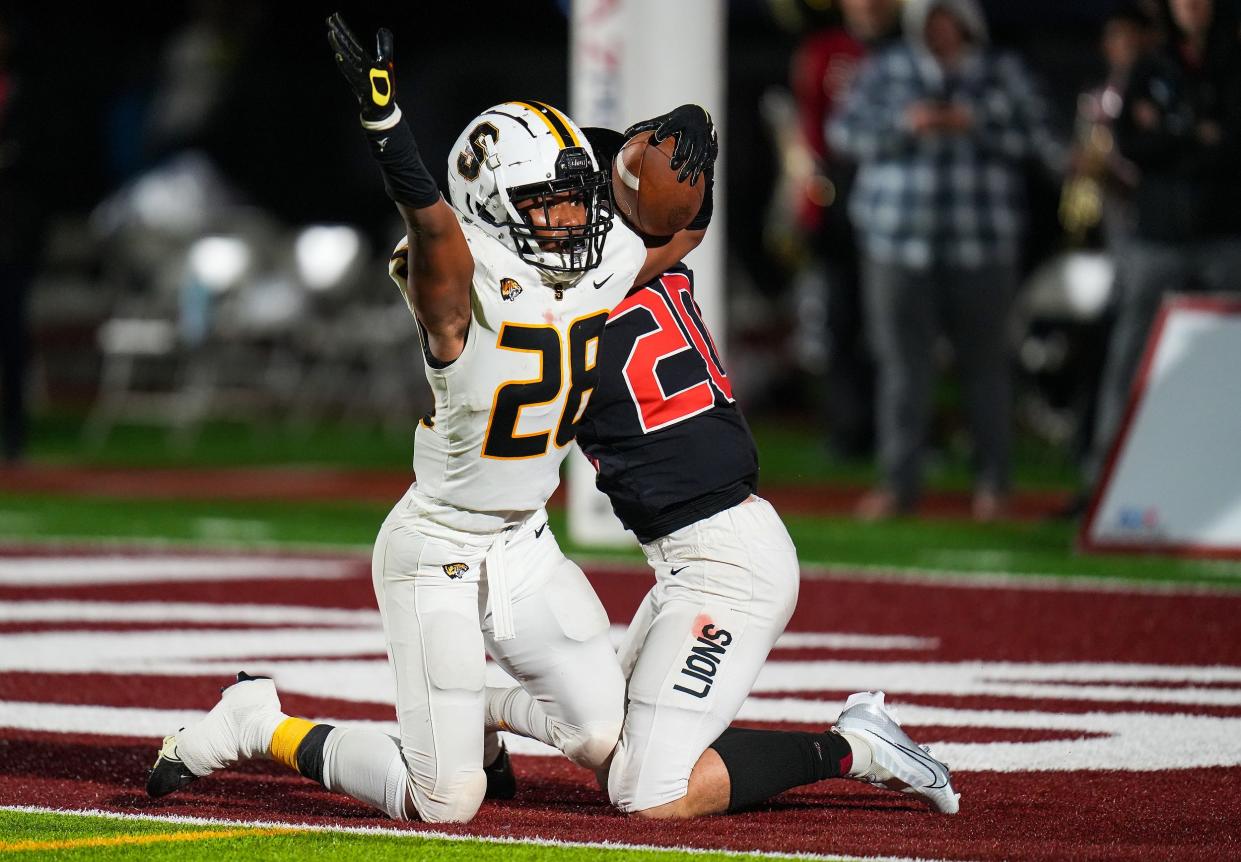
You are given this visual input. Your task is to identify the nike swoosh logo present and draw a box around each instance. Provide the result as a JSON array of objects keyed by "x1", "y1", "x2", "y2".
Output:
[
  {"x1": 593, "y1": 274, "x2": 614, "y2": 289},
  {"x1": 670, "y1": 566, "x2": 686, "y2": 577},
  {"x1": 534, "y1": 523, "x2": 547, "y2": 539},
  {"x1": 864, "y1": 729, "x2": 949, "y2": 789}
]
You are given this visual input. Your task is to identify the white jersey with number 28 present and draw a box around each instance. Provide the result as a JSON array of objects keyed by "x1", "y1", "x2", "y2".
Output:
[{"x1": 388, "y1": 215, "x2": 645, "y2": 533}]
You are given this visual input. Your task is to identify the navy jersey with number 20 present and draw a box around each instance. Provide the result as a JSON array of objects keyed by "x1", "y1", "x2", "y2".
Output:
[{"x1": 574, "y1": 265, "x2": 759, "y2": 543}]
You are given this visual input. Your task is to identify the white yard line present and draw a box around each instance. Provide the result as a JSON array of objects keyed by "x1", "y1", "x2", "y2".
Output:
[
  {"x1": 3, "y1": 540, "x2": 1238, "y2": 594},
  {"x1": 0, "y1": 556, "x2": 355, "y2": 586},
  {"x1": 0, "y1": 600, "x2": 380, "y2": 626},
  {"x1": 794, "y1": 561, "x2": 1241, "y2": 595}
]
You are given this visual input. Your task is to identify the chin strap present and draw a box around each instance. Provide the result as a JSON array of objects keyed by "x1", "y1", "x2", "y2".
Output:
[{"x1": 538, "y1": 268, "x2": 585, "y2": 290}]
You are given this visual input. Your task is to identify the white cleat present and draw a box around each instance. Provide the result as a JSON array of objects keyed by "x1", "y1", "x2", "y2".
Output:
[
  {"x1": 833, "y1": 690, "x2": 960, "y2": 815},
  {"x1": 147, "y1": 671, "x2": 284, "y2": 798}
]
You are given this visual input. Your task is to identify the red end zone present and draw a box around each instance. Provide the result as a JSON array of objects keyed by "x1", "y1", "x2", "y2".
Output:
[{"x1": 1, "y1": 548, "x2": 1240, "y2": 861}]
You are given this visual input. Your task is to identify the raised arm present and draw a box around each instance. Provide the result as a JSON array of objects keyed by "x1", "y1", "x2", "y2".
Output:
[{"x1": 327, "y1": 13, "x2": 471, "y2": 363}]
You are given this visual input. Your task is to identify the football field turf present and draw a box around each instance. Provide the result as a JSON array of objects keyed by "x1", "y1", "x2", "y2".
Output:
[
  {"x1": 1, "y1": 808, "x2": 835, "y2": 862},
  {"x1": 2, "y1": 418, "x2": 1240, "y2": 860},
  {"x1": 2, "y1": 541, "x2": 1239, "y2": 860}
]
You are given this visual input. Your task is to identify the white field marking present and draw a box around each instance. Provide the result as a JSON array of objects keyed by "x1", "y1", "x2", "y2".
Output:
[
  {"x1": 737, "y1": 698, "x2": 1241, "y2": 772},
  {"x1": 0, "y1": 629, "x2": 388, "y2": 671},
  {"x1": 0, "y1": 606, "x2": 934, "y2": 650},
  {"x1": 747, "y1": 660, "x2": 1241, "y2": 706},
  {"x1": 7, "y1": 619, "x2": 1231, "y2": 708},
  {"x1": 190, "y1": 658, "x2": 1238, "y2": 711},
  {"x1": 0, "y1": 536, "x2": 378, "y2": 557},
  {"x1": 0, "y1": 557, "x2": 355, "y2": 586},
  {"x1": 157, "y1": 660, "x2": 403, "y2": 704},
  {"x1": 0, "y1": 601, "x2": 381, "y2": 627},
  {"x1": 0, "y1": 701, "x2": 399, "y2": 741},
  {"x1": 78, "y1": 659, "x2": 524, "y2": 706},
  {"x1": 0, "y1": 699, "x2": 554, "y2": 756},
  {"x1": 2, "y1": 621, "x2": 1239, "y2": 707},
  {"x1": 796, "y1": 561, "x2": 1241, "y2": 594},
  {"x1": 7, "y1": 695, "x2": 1241, "y2": 772},
  {"x1": 0, "y1": 806, "x2": 938, "y2": 862},
  {"x1": 765, "y1": 631, "x2": 937, "y2": 651},
  {"x1": 5, "y1": 548, "x2": 1239, "y2": 594},
  {"x1": 610, "y1": 626, "x2": 936, "y2": 652},
  {"x1": 566, "y1": 551, "x2": 1241, "y2": 594}
]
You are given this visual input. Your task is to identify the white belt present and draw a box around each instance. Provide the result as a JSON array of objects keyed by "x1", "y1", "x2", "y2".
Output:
[{"x1": 485, "y1": 531, "x2": 515, "y2": 641}]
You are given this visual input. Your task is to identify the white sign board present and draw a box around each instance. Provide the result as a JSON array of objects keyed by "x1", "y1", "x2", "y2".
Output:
[{"x1": 1081, "y1": 296, "x2": 1241, "y2": 558}]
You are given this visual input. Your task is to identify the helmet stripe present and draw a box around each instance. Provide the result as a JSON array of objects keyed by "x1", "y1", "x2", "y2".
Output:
[
  {"x1": 509, "y1": 100, "x2": 579, "y2": 149},
  {"x1": 529, "y1": 101, "x2": 581, "y2": 148}
]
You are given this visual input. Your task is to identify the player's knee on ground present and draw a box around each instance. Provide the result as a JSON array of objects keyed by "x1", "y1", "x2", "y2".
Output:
[
  {"x1": 407, "y1": 766, "x2": 487, "y2": 824},
  {"x1": 399, "y1": 609, "x2": 488, "y2": 823},
  {"x1": 630, "y1": 802, "x2": 688, "y2": 819},
  {"x1": 606, "y1": 737, "x2": 670, "y2": 814},
  {"x1": 556, "y1": 718, "x2": 622, "y2": 771}
]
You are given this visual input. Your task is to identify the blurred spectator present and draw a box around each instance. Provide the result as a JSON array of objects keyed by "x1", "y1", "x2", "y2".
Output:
[
  {"x1": 1051, "y1": 3, "x2": 1153, "y2": 505},
  {"x1": 1085, "y1": 0, "x2": 1241, "y2": 493},
  {"x1": 1061, "y1": 4, "x2": 1153, "y2": 249},
  {"x1": 790, "y1": 0, "x2": 901, "y2": 459},
  {"x1": 829, "y1": 0, "x2": 1064, "y2": 521},
  {"x1": 0, "y1": 8, "x2": 39, "y2": 464}
]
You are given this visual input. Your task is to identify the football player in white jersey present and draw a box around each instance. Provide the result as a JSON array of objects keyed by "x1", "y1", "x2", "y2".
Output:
[{"x1": 146, "y1": 15, "x2": 713, "y2": 824}]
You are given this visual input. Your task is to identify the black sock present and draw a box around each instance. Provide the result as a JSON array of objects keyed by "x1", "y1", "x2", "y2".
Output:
[
  {"x1": 709, "y1": 726, "x2": 853, "y2": 812},
  {"x1": 294, "y1": 724, "x2": 335, "y2": 786}
]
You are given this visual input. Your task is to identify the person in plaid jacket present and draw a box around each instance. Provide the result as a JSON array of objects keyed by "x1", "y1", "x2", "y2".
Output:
[{"x1": 828, "y1": 0, "x2": 1063, "y2": 520}]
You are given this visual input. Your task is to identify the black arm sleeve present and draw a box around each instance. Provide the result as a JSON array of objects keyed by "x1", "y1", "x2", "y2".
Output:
[
  {"x1": 363, "y1": 109, "x2": 442, "y2": 209},
  {"x1": 687, "y1": 166, "x2": 714, "y2": 230}
]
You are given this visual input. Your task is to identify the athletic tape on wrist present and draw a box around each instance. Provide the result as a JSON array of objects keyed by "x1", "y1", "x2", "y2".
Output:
[{"x1": 361, "y1": 105, "x2": 403, "y2": 131}]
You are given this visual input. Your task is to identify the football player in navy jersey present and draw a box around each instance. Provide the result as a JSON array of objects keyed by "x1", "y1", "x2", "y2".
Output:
[{"x1": 485, "y1": 121, "x2": 960, "y2": 817}]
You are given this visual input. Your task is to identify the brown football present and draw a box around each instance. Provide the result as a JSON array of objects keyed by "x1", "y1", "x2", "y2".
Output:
[{"x1": 611, "y1": 133, "x2": 706, "y2": 237}]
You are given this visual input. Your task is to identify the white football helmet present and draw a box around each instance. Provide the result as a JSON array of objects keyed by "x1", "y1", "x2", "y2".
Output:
[{"x1": 446, "y1": 100, "x2": 614, "y2": 276}]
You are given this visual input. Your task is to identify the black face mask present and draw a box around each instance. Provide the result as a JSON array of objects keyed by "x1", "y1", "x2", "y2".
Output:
[{"x1": 504, "y1": 147, "x2": 615, "y2": 274}]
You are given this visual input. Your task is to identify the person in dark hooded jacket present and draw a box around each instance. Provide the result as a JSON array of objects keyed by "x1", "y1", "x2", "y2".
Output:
[{"x1": 1086, "y1": 0, "x2": 1241, "y2": 489}]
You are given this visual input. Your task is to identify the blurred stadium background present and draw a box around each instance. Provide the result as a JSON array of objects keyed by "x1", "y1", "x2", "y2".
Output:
[{"x1": 2, "y1": 0, "x2": 1161, "y2": 478}]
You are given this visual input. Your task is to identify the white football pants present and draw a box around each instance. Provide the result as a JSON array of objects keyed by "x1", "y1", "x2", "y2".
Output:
[
  {"x1": 320, "y1": 488, "x2": 624, "y2": 823},
  {"x1": 606, "y1": 495, "x2": 800, "y2": 812}
]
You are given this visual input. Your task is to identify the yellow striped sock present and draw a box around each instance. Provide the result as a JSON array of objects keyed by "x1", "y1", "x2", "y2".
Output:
[{"x1": 270, "y1": 716, "x2": 317, "y2": 773}]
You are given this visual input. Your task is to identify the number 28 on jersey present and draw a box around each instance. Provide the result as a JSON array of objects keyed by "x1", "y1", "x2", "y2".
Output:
[{"x1": 481, "y1": 310, "x2": 609, "y2": 460}]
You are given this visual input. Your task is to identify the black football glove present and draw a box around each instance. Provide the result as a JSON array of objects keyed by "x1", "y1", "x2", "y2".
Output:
[
  {"x1": 327, "y1": 12, "x2": 397, "y2": 123},
  {"x1": 624, "y1": 104, "x2": 718, "y2": 186}
]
